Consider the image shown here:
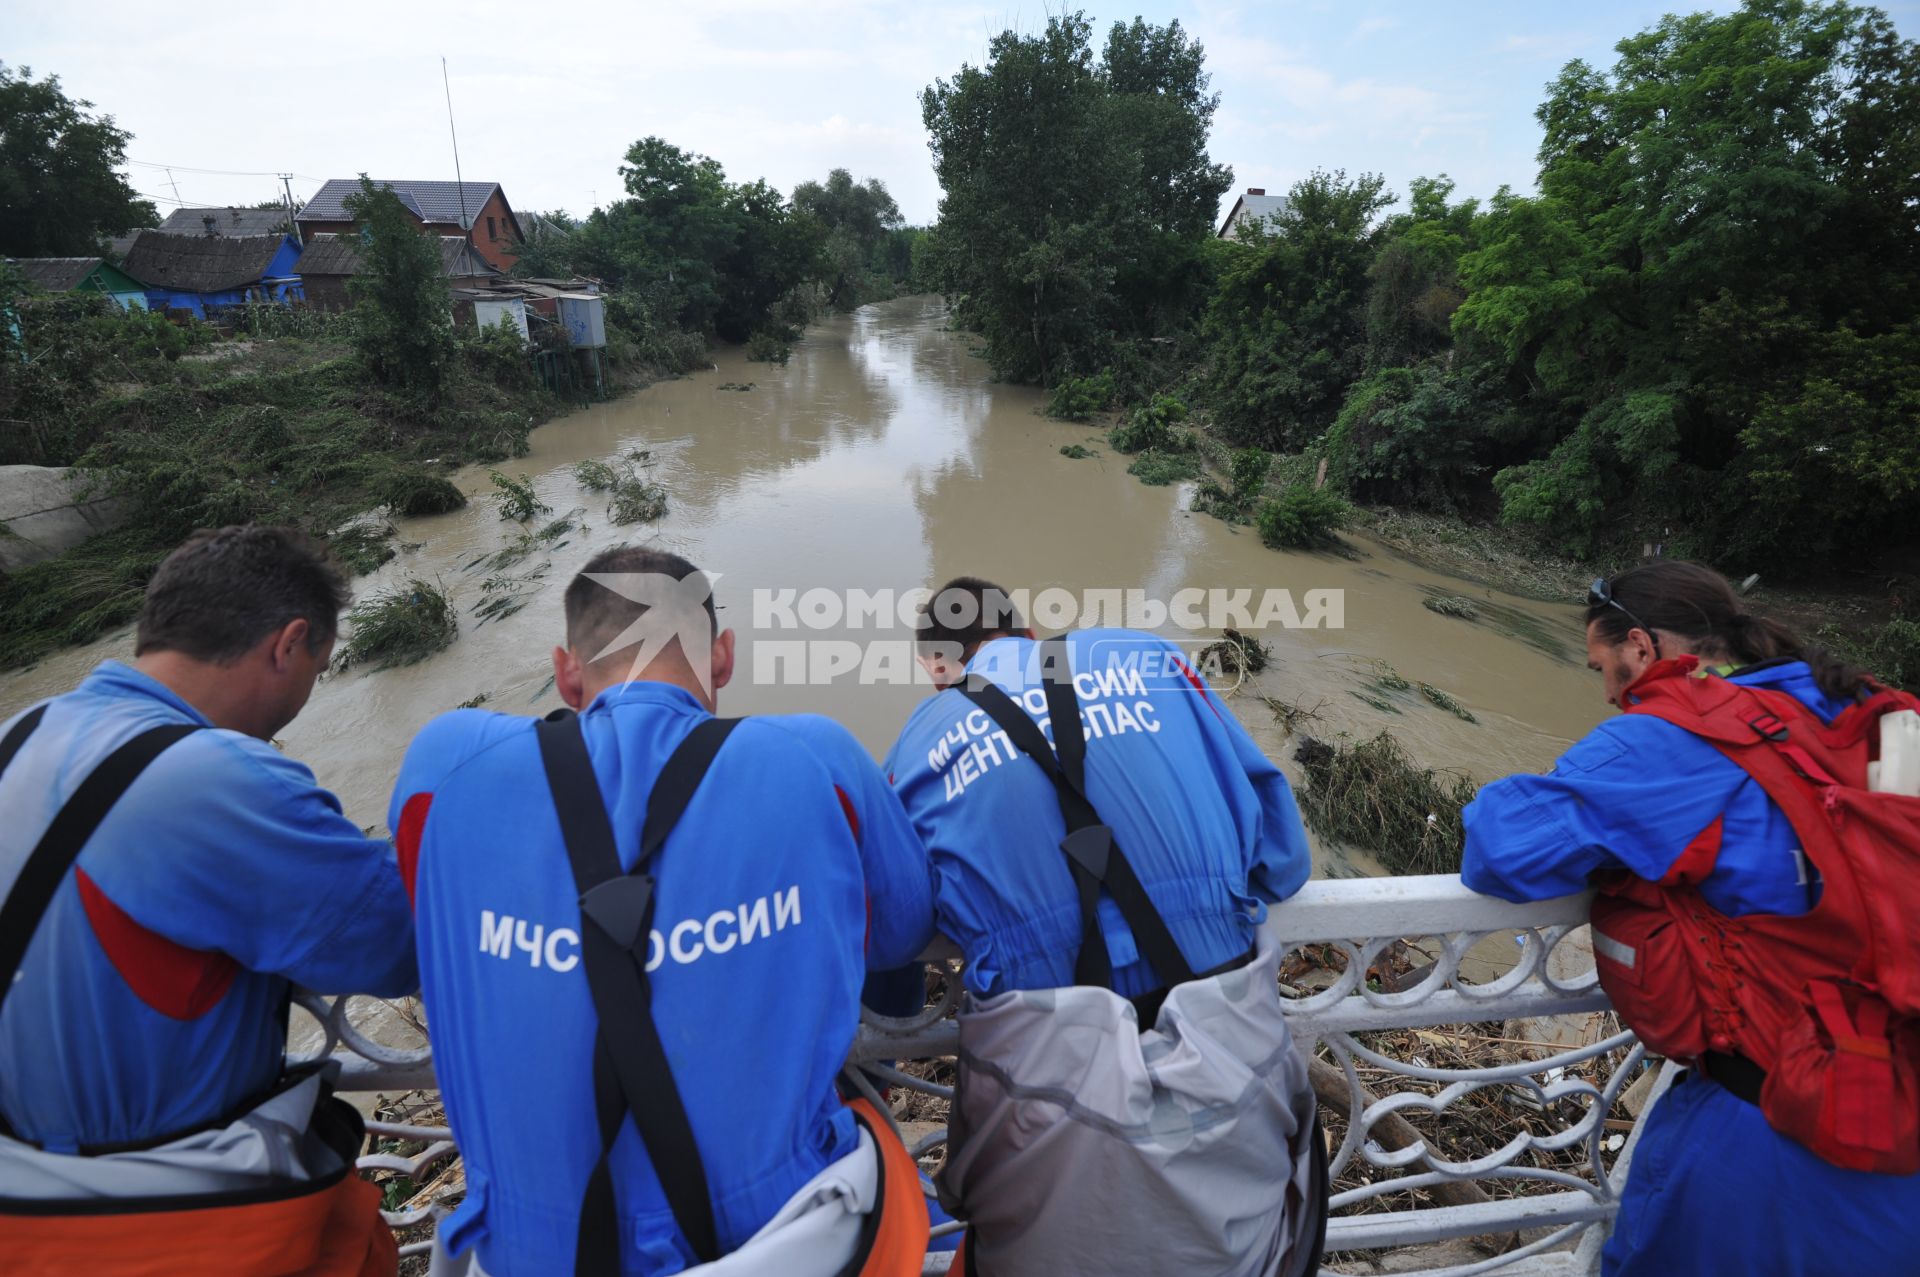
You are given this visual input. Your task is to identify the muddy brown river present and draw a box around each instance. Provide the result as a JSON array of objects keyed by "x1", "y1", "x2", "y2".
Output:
[{"x1": 0, "y1": 296, "x2": 1606, "y2": 875}]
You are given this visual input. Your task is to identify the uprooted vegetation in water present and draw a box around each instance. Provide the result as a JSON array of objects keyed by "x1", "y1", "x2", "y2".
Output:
[
  {"x1": 1345, "y1": 660, "x2": 1478, "y2": 724},
  {"x1": 488, "y1": 471, "x2": 551, "y2": 522},
  {"x1": 331, "y1": 578, "x2": 459, "y2": 672},
  {"x1": 1197, "y1": 628, "x2": 1272, "y2": 681},
  {"x1": 1416, "y1": 584, "x2": 1574, "y2": 663},
  {"x1": 608, "y1": 474, "x2": 670, "y2": 525},
  {"x1": 1293, "y1": 733, "x2": 1479, "y2": 875},
  {"x1": 327, "y1": 518, "x2": 401, "y2": 576}
]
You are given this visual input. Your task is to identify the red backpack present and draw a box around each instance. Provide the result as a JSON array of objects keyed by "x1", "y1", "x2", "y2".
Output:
[{"x1": 1590, "y1": 656, "x2": 1920, "y2": 1174}]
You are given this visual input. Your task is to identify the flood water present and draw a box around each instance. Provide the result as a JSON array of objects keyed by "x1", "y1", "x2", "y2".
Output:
[{"x1": 0, "y1": 296, "x2": 1606, "y2": 874}]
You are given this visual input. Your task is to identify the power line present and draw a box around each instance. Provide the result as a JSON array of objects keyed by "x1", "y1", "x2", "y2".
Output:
[{"x1": 128, "y1": 158, "x2": 327, "y2": 183}]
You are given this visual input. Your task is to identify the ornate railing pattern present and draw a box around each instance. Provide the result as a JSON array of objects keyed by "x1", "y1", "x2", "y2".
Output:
[{"x1": 299, "y1": 875, "x2": 1665, "y2": 1275}]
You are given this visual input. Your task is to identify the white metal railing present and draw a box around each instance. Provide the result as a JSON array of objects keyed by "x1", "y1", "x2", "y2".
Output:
[{"x1": 299, "y1": 874, "x2": 1662, "y2": 1275}]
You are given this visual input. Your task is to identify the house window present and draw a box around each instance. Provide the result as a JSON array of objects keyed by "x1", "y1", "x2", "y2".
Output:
[{"x1": 487, "y1": 215, "x2": 496, "y2": 240}]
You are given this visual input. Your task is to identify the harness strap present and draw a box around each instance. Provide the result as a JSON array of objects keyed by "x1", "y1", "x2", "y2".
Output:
[
  {"x1": 0, "y1": 704, "x2": 48, "y2": 775},
  {"x1": 957, "y1": 637, "x2": 1196, "y2": 993},
  {"x1": 0, "y1": 715, "x2": 201, "y2": 1023},
  {"x1": 535, "y1": 710, "x2": 741, "y2": 1274}
]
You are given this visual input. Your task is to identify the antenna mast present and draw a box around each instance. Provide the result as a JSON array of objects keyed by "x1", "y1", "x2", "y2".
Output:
[{"x1": 442, "y1": 57, "x2": 472, "y2": 245}]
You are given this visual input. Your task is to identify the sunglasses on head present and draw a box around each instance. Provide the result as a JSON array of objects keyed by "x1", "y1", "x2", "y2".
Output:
[{"x1": 1589, "y1": 578, "x2": 1662, "y2": 659}]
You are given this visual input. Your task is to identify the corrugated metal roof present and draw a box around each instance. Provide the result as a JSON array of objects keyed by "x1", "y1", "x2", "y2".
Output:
[
  {"x1": 10, "y1": 257, "x2": 104, "y2": 291},
  {"x1": 1220, "y1": 192, "x2": 1291, "y2": 236},
  {"x1": 120, "y1": 231, "x2": 293, "y2": 292},
  {"x1": 297, "y1": 179, "x2": 507, "y2": 228},
  {"x1": 157, "y1": 207, "x2": 293, "y2": 237},
  {"x1": 293, "y1": 233, "x2": 501, "y2": 279}
]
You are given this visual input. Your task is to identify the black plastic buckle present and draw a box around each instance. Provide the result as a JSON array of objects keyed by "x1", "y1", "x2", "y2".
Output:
[
  {"x1": 1060, "y1": 824, "x2": 1116, "y2": 882},
  {"x1": 1749, "y1": 713, "x2": 1790, "y2": 743},
  {"x1": 580, "y1": 875, "x2": 654, "y2": 953}
]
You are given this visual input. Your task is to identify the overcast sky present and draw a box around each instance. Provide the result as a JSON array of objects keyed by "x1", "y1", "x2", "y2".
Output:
[{"x1": 11, "y1": 0, "x2": 1917, "y2": 228}]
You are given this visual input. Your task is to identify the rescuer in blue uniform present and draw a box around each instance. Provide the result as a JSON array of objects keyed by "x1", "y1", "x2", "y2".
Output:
[
  {"x1": 883, "y1": 579, "x2": 1311, "y2": 1004},
  {"x1": 0, "y1": 526, "x2": 418, "y2": 1150},
  {"x1": 392, "y1": 545, "x2": 937, "y2": 1277},
  {"x1": 1463, "y1": 561, "x2": 1920, "y2": 1276},
  {"x1": 0, "y1": 526, "x2": 416, "y2": 1274}
]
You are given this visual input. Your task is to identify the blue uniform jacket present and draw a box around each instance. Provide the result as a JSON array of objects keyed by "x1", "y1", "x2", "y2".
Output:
[
  {"x1": 390, "y1": 681, "x2": 936, "y2": 1277},
  {"x1": 1463, "y1": 660, "x2": 1920, "y2": 1277},
  {"x1": 883, "y1": 629, "x2": 1311, "y2": 998},
  {"x1": 0, "y1": 661, "x2": 418, "y2": 1151}
]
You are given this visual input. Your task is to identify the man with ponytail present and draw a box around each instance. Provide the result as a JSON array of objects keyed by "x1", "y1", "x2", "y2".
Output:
[{"x1": 1463, "y1": 561, "x2": 1920, "y2": 1275}]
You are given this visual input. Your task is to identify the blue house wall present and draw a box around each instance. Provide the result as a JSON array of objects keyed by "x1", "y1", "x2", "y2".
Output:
[{"x1": 143, "y1": 236, "x2": 306, "y2": 318}]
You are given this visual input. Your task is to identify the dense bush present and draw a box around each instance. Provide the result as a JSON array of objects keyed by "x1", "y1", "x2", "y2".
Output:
[
  {"x1": 1256, "y1": 483, "x2": 1350, "y2": 550},
  {"x1": 1108, "y1": 394, "x2": 1189, "y2": 453},
  {"x1": 1126, "y1": 450, "x2": 1201, "y2": 486},
  {"x1": 1044, "y1": 370, "x2": 1117, "y2": 421}
]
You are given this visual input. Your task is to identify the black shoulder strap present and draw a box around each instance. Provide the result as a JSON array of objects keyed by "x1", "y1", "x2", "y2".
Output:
[
  {"x1": 535, "y1": 710, "x2": 740, "y2": 1274},
  {"x1": 0, "y1": 704, "x2": 48, "y2": 776},
  {"x1": 958, "y1": 636, "x2": 1195, "y2": 992},
  {"x1": 0, "y1": 714, "x2": 201, "y2": 1020}
]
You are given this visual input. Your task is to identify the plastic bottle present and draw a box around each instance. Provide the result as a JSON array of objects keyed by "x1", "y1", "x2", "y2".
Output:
[{"x1": 1873, "y1": 709, "x2": 1920, "y2": 796}]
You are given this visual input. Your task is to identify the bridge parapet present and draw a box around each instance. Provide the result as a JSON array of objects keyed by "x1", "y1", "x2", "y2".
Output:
[{"x1": 299, "y1": 874, "x2": 1668, "y2": 1275}]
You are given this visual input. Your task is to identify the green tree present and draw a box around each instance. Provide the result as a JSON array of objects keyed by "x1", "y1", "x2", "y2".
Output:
[
  {"x1": 1205, "y1": 170, "x2": 1395, "y2": 449},
  {"x1": 921, "y1": 13, "x2": 1231, "y2": 384},
  {"x1": 793, "y1": 169, "x2": 905, "y2": 308},
  {"x1": 1455, "y1": 0, "x2": 1920, "y2": 564},
  {"x1": 0, "y1": 65, "x2": 156, "y2": 256},
  {"x1": 344, "y1": 177, "x2": 456, "y2": 406}
]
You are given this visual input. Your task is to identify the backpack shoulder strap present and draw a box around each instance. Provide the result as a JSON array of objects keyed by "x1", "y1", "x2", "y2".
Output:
[
  {"x1": 957, "y1": 637, "x2": 1195, "y2": 992},
  {"x1": 0, "y1": 715, "x2": 200, "y2": 1021},
  {"x1": 534, "y1": 710, "x2": 739, "y2": 1274}
]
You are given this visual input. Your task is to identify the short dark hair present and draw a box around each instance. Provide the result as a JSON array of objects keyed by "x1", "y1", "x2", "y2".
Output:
[
  {"x1": 564, "y1": 544, "x2": 718, "y2": 663},
  {"x1": 916, "y1": 575, "x2": 1024, "y2": 663},
  {"x1": 136, "y1": 526, "x2": 351, "y2": 663}
]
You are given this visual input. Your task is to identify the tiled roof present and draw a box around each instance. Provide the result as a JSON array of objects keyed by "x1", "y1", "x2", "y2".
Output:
[{"x1": 297, "y1": 179, "x2": 512, "y2": 232}]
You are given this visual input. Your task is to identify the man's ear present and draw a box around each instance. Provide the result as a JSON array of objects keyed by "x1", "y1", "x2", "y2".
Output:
[
  {"x1": 710, "y1": 628, "x2": 736, "y2": 695},
  {"x1": 554, "y1": 645, "x2": 588, "y2": 710},
  {"x1": 270, "y1": 618, "x2": 311, "y2": 672}
]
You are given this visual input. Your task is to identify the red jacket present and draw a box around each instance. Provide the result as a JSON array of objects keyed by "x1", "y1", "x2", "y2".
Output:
[{"x1": 1592, "y1": 657, "x2": 1920, "y2": 1174}]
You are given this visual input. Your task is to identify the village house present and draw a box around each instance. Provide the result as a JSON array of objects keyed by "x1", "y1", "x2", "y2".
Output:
[
  {"x1": 1218, "y1": 186, "x2": 1290, "y2": 238},
  {"x1": 296, "y1": 179, "x2": 524, "y2": 272},
  {"x1": 119, "y1": 230, "x2": 303, "y2": 318},
  {"x1": 293, "y1": 233, "x2": 501, "y2": 310},
  {"x1": 8, "y1": 257, "x2": 149, "y2": 310}
]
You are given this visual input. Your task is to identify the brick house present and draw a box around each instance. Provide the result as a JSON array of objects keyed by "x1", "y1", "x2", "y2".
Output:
[{"x1": 296, "y1": 179, "x2": 524, "y2": 271}]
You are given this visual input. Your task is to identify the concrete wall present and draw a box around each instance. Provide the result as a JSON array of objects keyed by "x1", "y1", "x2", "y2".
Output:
[{"x1": 0, "y1": 466, "x2": 127, "y2": 571}]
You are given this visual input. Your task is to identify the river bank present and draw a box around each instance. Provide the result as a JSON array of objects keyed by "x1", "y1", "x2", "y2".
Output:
[
  {"x1": 0, "y1": 316, "x2": 681, "y2": 670},
  {"x1": 0, "y1": 297, "x2": 1608, "y2": 883}
]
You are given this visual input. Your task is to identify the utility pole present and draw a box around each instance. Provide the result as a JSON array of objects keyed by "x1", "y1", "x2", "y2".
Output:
[
  {"x1": 442, "y1": 57, "x2": 472, "y2": 249},
  {"x1": 279, "y1": 174, "x2": 303, "y2": 245}
]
